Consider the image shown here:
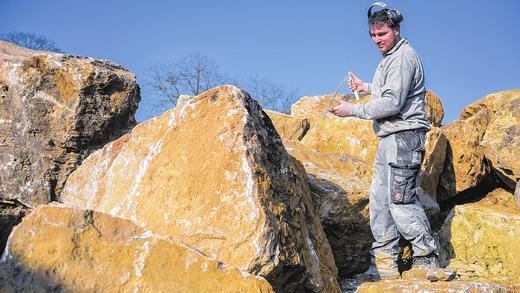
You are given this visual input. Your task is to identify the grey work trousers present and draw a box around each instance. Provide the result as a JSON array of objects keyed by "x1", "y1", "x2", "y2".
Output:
[{"x1": 369, "y1": 129, "x2": 436, "y2": 271}]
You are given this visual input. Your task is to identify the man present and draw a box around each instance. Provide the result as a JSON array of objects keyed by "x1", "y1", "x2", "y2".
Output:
[{"x1": 330, "y1": 3, "x2": 438, "y2": 280}]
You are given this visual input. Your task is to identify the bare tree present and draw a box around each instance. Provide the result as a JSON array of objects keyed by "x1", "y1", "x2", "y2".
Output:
[
  {"x1": 147, "y1": 53, "x2": 226, "y2": 109},
  {"x1": 243, "y1": 76, "x2": 299, "y2": 114},
  {"x1": 0, "y1": 32, "x2": 61, "y2": 52},
  {"x1": 146, "y1": 54, "x2": 299, "y2": 114}
]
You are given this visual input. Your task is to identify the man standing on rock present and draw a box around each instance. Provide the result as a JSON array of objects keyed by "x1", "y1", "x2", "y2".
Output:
[{"x1": 330, "y1": 2, "x2": 439, "y2": 280}]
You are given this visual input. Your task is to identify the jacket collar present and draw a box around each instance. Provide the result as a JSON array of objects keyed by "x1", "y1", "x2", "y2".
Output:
[{"x1": 383, "y1": 37, "x2": 407, "y2": 57}]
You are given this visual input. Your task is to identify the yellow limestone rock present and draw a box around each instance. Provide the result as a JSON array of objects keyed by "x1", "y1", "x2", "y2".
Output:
[
  {"x1": 284, "y1": 140, "x2": 373, "y2": 276},
  {"x1": 291, "y1": 94, "x2": 379, "y2": 164},
  {"x1": 420, "y1": 127, "x2": 448, "y2": 201},
  {"x1": 438, "y1": 90, "x2": 520, "y2": 199},
  {"x1": 350, "y1": 279, "x2": 515, "y2": 293},
  {"x1": 61, "y1": 85, "x2": 340, "y2": 292},
  {"x1": 438, "y1": 188, "x2": 520, "y2": 285},
  {"x1": 437, "y1": 107, "x2": 492, "y2": 201},
  {"x1": 0, "y1": 205, "x2": 275, "y2": 293},
  {"x1": 424, "y1": 90, "x2": 445, "y2": 127},
  {"x1": 479, "y1": 90, "x2": 520, "y2": 189},
  {"x1": 264, "y1": 109, "x2": 310, "y2": 142}
]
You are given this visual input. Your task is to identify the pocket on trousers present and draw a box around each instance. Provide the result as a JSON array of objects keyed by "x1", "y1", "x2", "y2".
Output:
[{"x1": 389, "y1": 162, "x2": 419, "y2": 204}]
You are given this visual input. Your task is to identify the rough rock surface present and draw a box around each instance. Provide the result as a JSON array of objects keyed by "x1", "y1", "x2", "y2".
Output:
[
  {"x1": 340, "y1": 279, "x2": 516, "y2": 293},
  {"x1": 437, "y1": 107, "x2": 492, "y2": 201},
  {"x1": 292, "y1": 94, "x2": 379, "y2": 165},
  {"x1": 437, "y1": 90, "x2": 520, "y2": 201},
  {"x1": 438, "y1": 188, "x2": 519, "y2": 285},
  {"x1": 61, "y1": 86, "x2": 340, "y2": 292},
  {"x1": 420, "y1": 127, "x2": 448, "y2": 201},
  {"x1": 478, "y1": 187, "x2": 517, "y2": 207},
  {"x1": 0, "y1": 41, "x2": 140, "y2": 207},
  {"x1": 478, "y1": 90, "x2": 520, "y2": 189},
  {"x1": 424, "y1": 90, "x2": 444, "y2": 127},
  {"x1": 264, "y1": 109, "x2": 310, "y2": 143},
  {"x1": 0, "y1": 205, "x2": 275, "y2": 293},
  {"x1": 284, "y1": 140, "x2": 373, "y2": 276}
]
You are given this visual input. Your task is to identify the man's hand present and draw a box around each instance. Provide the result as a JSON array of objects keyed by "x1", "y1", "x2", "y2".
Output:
[
  {"x1": 348, "y1": 72, "x2": 367, "y2": 93},
  {"x1": 329, "y1": 97, "x2": 351, "y2": 117}
]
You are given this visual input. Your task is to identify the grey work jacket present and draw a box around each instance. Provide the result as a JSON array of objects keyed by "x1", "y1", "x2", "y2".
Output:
[{"x1": 347, "y1": 38, "x2": 430, "y2": 137}]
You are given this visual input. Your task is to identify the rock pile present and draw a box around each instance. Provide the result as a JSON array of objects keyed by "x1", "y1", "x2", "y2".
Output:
[
  {"x1": 267, "y1": 90, "x2": 519, "y2": 291},
  {"x1": 0, "y1": 42, "x2": 518, "y2": 292}
]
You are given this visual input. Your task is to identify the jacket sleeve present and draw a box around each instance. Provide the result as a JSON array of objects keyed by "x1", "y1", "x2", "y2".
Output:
[
  {"x1": 348, "y1": 63, "x2": 414, "y2": 120},
  {"x1": 364, "y1": 82, "x2": 372, "y2": 94}
]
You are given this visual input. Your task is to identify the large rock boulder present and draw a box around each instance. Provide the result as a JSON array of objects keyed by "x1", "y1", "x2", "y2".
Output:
[
  {"x1": 284, "y1": 140, "x2": 373, "y2": 276},
  {"x1": 478, "y1": 90, "x2": 520, "y2": 189},
  {"x1": 437, "y1": 90, "x2": 520, "y2": 201},
  {"x1": 0, "y1": 41, "x2": 140, "y2": 207},
  {"x1": 61, "y1": 86, "x2": 340, "y2": 292},
  {"x1": 0, "y1": 204, "x2": 275, "y2": 292},
  {"x1": 438, "y1": 188, "x2": 520, "y2": 285},
  {"x1": 436, "y1": 107, "x2": 492, "y2": 201}
]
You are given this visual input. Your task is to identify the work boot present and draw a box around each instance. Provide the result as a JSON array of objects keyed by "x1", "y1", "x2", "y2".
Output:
[
  {"x1": 402, "y1": 254, "x2": 456, "y2": 281},
  {"x1": 353, "y1": 265, "x2": 400, "y2": 282},
  {"x1": 413, "y1": 253, "x2": 439, "y2": 269}
]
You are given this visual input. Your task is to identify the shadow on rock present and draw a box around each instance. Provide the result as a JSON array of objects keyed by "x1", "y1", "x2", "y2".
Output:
[
  {"x1": 307, "y1": 174, "x2": 373, "y2": 277},
  {"x1": 0, "y1": 201, "x2": 29, "y2": 254}
]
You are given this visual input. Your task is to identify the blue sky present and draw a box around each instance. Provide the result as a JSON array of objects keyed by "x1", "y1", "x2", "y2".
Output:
[{"x1": 2, "y1": 1, "x2": 519, "y2": 123}]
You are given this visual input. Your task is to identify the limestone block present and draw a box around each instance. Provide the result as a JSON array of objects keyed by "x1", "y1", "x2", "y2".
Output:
[
  {"x1": 61, "y1": 85, "x2": 339, "y2": 292},
  {"x1": 420, "y1": 127, "x2": 447, "y2": 201},
  {"x1": 424, "y1": 90, "x2": 444, "y2": 127},
  {"x1": 0, "y1": 205, "x2": 275, "y2": 293},
  {"x1": 0, "y1": 41, "x2": 140, "y2": 207},
  {"x1": 479, "y1": 90, "x2": 520, "y2": 189},
  {"x1": 292, "y1": 94, "x2": 379, "y2": 164},
  {"x1": 437, "y1": 108, "x2": 492, "y2": 201},
  {"x1": 438, "y1": 188, "x2": 520, "y2": 285}
]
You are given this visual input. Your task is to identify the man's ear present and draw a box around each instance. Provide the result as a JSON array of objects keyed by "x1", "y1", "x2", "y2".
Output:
[{"x1": 394, "y1": 26, "x2": 401, "y2": 37}]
